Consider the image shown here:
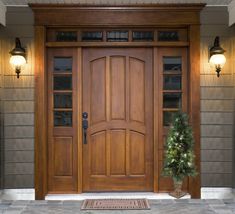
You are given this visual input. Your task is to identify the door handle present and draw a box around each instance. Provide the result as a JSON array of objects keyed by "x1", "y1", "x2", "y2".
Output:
[{"x1": 82, "y1": 112, "x2": 88, "y2": 144}]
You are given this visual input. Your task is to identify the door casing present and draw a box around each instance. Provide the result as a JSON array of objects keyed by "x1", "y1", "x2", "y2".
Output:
[{"x1": 32, "y1": 4, "x2": 203, "y2": 199}]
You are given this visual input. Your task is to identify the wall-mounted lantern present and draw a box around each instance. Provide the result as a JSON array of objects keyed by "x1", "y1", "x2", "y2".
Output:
[
  {"x1": 209, "y1": 36, "x2": 226, "y2": 77},
  {"x1": 9, "y1": 38, "x2": 26, "y2": 78}
]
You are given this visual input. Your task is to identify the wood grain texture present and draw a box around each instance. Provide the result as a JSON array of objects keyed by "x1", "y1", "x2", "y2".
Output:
[
  {"x1": 31, "y1": 4, "x2": 204, "y2": 198},
  {"x1": 47, "y1": 48, "x2": 78, "y2": 193},
  {"x1": 82, "y1": 48, "x2": 153, "y2": 191},
  {"x1": 189, "y1": 24, "x2": 201, "y2": 198},
  {"x1": 34, "y1": 26, "x2": 47, "y2": 200},
  {"x1": 30, "y1": 4, "x2": 204, "y2": 26}
]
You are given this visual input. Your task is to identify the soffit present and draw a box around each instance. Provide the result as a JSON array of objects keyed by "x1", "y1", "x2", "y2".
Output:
[{"x1": 1, "y1": 0, "x2": 233, "y2": 6}]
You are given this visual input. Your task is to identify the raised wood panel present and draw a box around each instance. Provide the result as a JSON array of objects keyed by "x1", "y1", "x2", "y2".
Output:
[
  {"x1": 90, "y1": 58, "x2": 106, "y2": 125},
  {"x1": 90, "y1": 131, "x2": 106, "y2": 176},
  {"x1": 129, "y1": 58, "x2": 145, "y2": 123},
  {"x1": 129, "y1": 131, "x2": 145, "y2": 175},
  {"x1": 110, "y1": 130, "x2": 126, "y2": 175},
  {"x1": 83, "y1": 48, "x2": 153, "y2": 191},
  {"x1": 110, "y1": 56, "x2": 126, "y2": 120},
  {"x1": 54, "y1": 137, "x2": 73, "y2": 176}
]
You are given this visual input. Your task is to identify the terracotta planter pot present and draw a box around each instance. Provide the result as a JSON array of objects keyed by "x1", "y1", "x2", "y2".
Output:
[{"x1": 169, "y1": 178, "x2": 187, "y2": 199}]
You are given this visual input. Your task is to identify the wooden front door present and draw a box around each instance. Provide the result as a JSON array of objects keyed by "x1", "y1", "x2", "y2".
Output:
[{"x1": 82, "y1": 48, "x2": 153, "y2": 191}]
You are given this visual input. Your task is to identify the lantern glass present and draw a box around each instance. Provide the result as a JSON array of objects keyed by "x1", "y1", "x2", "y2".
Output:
[
  {"x1": 209, "y1": 54, "x2": 226, "y2": 67},
  {"x1": 9, "y1": 55, "x2": 26, "y2": 67}
]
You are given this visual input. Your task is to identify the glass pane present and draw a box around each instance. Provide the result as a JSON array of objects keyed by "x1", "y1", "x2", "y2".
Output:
[
  {"x1": 54, "y1": 111, "x2": 72, "y2": 126},
  {"x1": 163, "y1": 111, "x2": 177, "y2": 126},
  {"x1": 56, "y1": 31, "x2": 77, "y2": 42},
  {"x1": 54, "y1": 76, "x2": 72, "y2": 90},
  {"x1": 107, "y1": 31, "x2": 128, "y2": 42},
  {"x1": 132, "y1": 31, "x2": 154, "y2": 41},
  {"x1": 82, "y1": 31, "x2": 103, "y2": 41},
  {"x1": 163, "y1": 57, "x2": 182, "y2": 72},
  {"x1": 54, "y1": 57, "x2": 72, "y2": 72},
  {"x1": 163, "y1": 93, "x2": 181, "y2": 108},
  {"x1": 54, "y1": 93, "x2": 72, "y2": 108},
  {"x1": 158, "y1": 31, "x2": 179, "y2": 41},
  {"x1": 163, "y1": 75, "x2": 181, "y2": 90}
]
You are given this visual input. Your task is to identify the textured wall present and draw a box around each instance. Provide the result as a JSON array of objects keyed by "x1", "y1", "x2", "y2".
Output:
[
  {"x1": 0, "y1": 26, "x2": 4, "y2": 189},
  {"x1": 0, "y1": 6, "x2": 234, "y2": 189},
  {"x1": 232, "y1": 27, "x2": 235, "y2": 188},
  {"x1": 1, "y1": 7, "x2": 34, "y2": 188},
  {"x1": 200, "y1": 6, "x2": 234, "y2": 187}
]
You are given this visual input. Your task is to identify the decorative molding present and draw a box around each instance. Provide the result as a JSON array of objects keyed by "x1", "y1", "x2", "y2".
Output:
[
  {"x1": 228, "y1": 0, "x2": 235, "y2": 26},
  {"x1": 0, "y1": 0, "x2": 6, "y2": 26}
]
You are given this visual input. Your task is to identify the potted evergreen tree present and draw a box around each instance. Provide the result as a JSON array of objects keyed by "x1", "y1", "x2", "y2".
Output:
[{"x1": 162, "y1": 112, "x2": 197, "y2": 198}]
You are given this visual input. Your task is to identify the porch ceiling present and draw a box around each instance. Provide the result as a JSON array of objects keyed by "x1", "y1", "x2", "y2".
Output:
[{"x1": 1, "y1": 0, "x2": 233, "y2": 6}]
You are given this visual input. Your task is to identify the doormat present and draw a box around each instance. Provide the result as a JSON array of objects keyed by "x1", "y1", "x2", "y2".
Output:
[{"x1": 81, "y1": 199, "x2": 151, "y2": 210}]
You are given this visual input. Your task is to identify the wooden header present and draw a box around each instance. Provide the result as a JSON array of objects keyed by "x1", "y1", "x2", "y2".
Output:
[{"x1": 30, "y1": 4, "x2": 205, "y2": 26}]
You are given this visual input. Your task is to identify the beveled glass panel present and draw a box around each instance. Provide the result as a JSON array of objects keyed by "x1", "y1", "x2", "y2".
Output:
[
  {"x1": 54, "y1": 57, "x2": 72, "y2": 72},
  {"x1": 54, "y1": 76, "x2": 72, "y2": 90},
  {"x1": 158, "y1": 31, "x2": 179, "y2": 41},
  {"x1": 56, "y1": 31, "x2": 77, "y2": 42},
  {"x1": 82, "y1": 31, "x2": 103, "y2": 41},
  {"x1": 132, "y1": 31, "x2": 154, "y2": 41},
  {"x1": 163, "y1": 111, "x2": 177, "y2": 126},
  {"x1": 163, "y1": 75, "x2": 181, "y2": 90},
  {"x1": 163, "y1": 57, "x2": 182, "y2": 72},
  {"x1": 163, "y1": 93, "x2": 181, "y2": 108},
  {"x1": 54, "y1": 93, "x2": 72, "y2": 108},
  {"x1": 107, "y1": 31, "x2": 128, "y2": 42},
  {"x1": 54, "y1": 111, "x2": 72, "y2": 126}
]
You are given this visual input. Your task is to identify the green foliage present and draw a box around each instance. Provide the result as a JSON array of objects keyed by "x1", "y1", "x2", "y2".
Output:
[{"x1": 162, "y1": 112, "x2": 197, "y2": 181}]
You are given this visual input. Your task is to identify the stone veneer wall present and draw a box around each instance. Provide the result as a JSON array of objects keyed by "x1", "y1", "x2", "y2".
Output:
[{"x1": 0, "y1": 6, "x2": 234, "y2": 189}]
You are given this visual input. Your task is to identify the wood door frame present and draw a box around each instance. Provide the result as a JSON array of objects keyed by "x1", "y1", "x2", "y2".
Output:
[{"x1": 32, "y1": 4, "x2": 204, "y2": 199}]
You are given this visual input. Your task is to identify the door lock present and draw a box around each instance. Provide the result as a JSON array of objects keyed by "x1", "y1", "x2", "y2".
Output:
[{"x1": 82, "y1": 112, "x2": 88, "y2": 144}]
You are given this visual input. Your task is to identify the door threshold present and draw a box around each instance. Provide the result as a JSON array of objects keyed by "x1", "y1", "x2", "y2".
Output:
[{"x1": 45, "y1": 192, "x2": 191, "y2": 200}]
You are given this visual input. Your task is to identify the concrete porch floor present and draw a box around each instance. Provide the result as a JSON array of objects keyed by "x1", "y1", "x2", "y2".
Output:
[{"x1": 0, "y1": 199, "x2": 235, "y2": 214}]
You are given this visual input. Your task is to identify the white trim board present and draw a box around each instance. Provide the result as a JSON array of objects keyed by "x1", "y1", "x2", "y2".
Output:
[
  {"x1": 228, "y1": 0, "x2": 235, "y2": 26},
  {"x1": 0, "y1": 0, "x2": 6, "y2": 26},
  {"x1": 45, "y1": 192, "x2": 191, "y2": 200},
  {"x1": 0, "y1": 189, "x2": 35, "y2": 200},
  {"x1": 0, "y1": 188, "x2": 234, "y2": 200}
]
